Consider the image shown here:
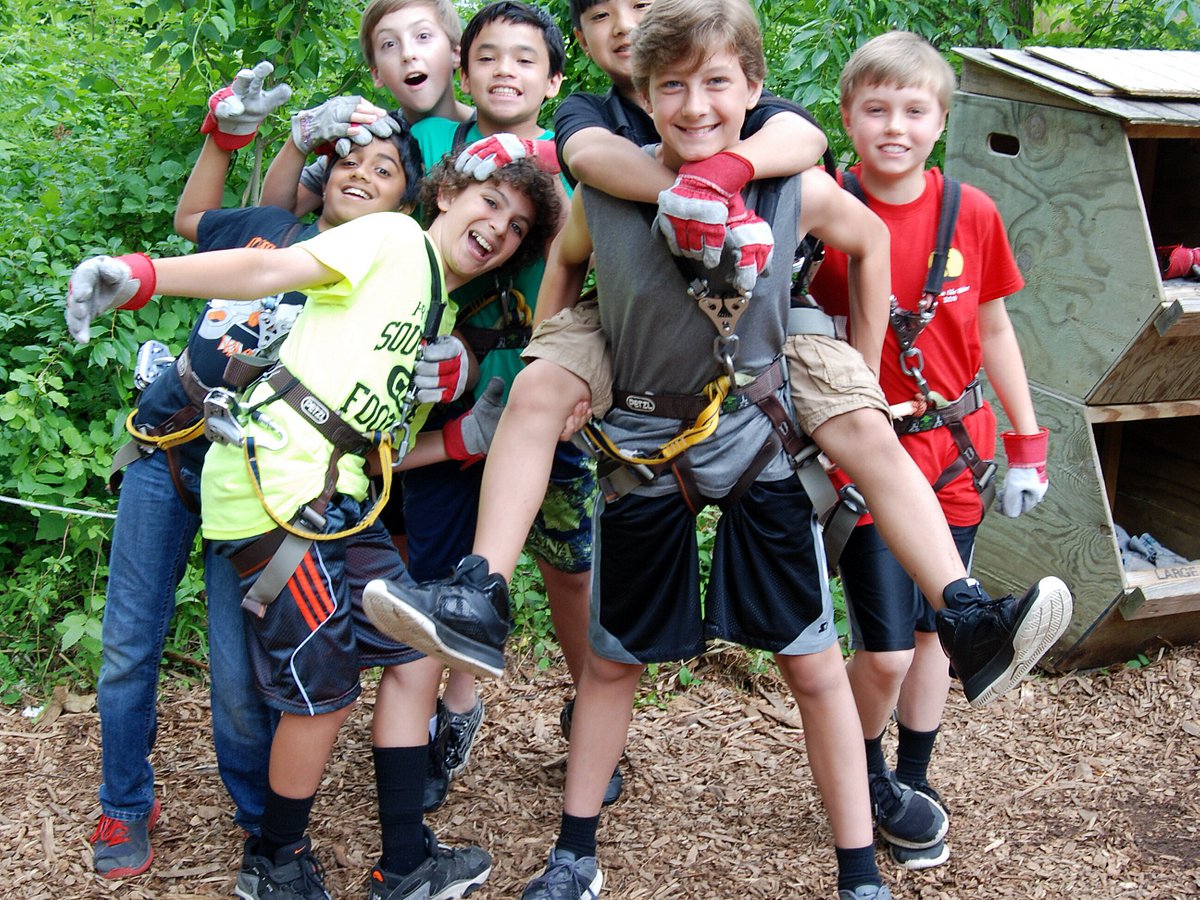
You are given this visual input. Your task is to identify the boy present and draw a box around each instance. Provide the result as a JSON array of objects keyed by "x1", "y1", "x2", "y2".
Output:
[
  {"x1": 812, "y1": 31, "x2": 1065, "y2": 870},
  {"x1": 262, "y1": 0, "x2": 472, "y2": 217},
  {"x1": 399, "y1": 0, "x2": 589, "y2": 810},
  {"x1": 83, "y1": 62, "x2": 375, "y2": 878},
  {"x1": 67, "y1": 155, "x2": 562, "y2": 900},
  {"x1": 469, "y1": 1, "x2": 894, "y2": 895}
]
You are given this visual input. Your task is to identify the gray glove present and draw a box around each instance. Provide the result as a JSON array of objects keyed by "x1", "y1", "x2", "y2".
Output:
[
  {"x1": 290, "y1": 96, "x2": 401, "y2": 155},
  {"x1": 201, "y1": 61, "x2": 292, "y2": 150},
  {"x1": 413, "y1": 335, "x2": 470, "y2": 404},
  {"x1": 65, "y1": 256, "x2": 140, "y2": 344},
  {"x1": 460, "y1": 376, "x2": 506, "y2": 456}
]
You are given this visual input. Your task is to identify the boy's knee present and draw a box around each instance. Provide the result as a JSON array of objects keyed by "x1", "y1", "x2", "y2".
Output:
[
  {"x1": 510, "y1": 359, "x2": 589, "y2": 415},
  {"x1": 582, "y1": 652, "x2": 642, "y2": 686},
  {"x1": 851, "y1": 648, "x2": 915, "y2": 687}
]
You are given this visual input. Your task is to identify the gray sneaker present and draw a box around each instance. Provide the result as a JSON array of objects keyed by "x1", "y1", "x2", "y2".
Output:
[
  {"x1": 521, "y1": 848, "x2": 603, "y2": 900},
  {"x1": 235, "y1": 836, "x2": 330, "y2": 900},
  {"x1": 367, "y1": 827, "x2": 491, "y2": 899},
  {"x1": 838, "y1": 886, "x2": 893, "y2": 899},
  {"x1": 445, "y1": 697, "x2": 485, "y2": 779},
  {"x1": 869, "y1": 768, "x2": 948, "y2": 850}
]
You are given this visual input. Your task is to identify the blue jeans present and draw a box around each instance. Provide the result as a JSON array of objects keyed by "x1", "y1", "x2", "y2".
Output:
[{"x1": 97, "y1": 447, "x2": 275, "y2": 832}]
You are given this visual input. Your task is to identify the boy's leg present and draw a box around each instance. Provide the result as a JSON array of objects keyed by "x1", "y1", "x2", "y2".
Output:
[
  {"x1": 93, "y1": 451, "x2": 197, "y2": 878},
  {"x1": 204, "y1": 544, "x2": 277, "y2": 836}
]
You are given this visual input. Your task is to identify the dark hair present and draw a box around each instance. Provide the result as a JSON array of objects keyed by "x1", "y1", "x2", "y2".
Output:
[
  {"x1": 322, "y1": 111, "x2": 425, "y2": 208},
  {"x1": 460, "y1": 1, "x2": 565, "y2": 78},
  {"x1": 418, "y1": 153, "x2": 562, "y2": 274}
]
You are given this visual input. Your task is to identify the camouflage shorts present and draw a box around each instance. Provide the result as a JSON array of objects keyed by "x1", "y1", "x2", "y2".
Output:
[{"x1": 525, "y1": 440, "x2": 596, "y2": 574}]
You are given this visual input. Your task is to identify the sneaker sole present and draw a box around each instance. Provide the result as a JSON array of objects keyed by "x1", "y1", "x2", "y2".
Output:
[
  {"x1": 966, "y1": 576, "x2": 1073, "y2": 708},
  {"x1": 363, "y1": 581, "x2": 505, "y2": 680},
  {"x1": 430, "y1": 863, "x2": 492, "y2": 900},
  {"x1": 889, "y1": 840, "x2": 950, "y2": 870},
  {"x1": 447, "y1": 702, "x2": 486, "y2": 780},
  {"x1": 94, "y1": 799, "x2": 160, "y2": 880},
  {"x1": 876, "y1": 786, "x2": 949, "y2": 849}
]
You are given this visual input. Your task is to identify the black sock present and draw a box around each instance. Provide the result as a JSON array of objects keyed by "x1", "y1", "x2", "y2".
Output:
[
  {"x1": 374, "y1": 745, "x2": 429, "y2": 875},
  {"x1": 864, "y1": 731, "x2": 887, "y2": 776},
  {"x1": 835, "y1": 844, "x2": 881, "y2": 892},
  {"x1": 895, "y1": 722, "x2": 939, "y2": 788},
  {"x1": 259, "y1": 787, "x2": 315, "y2": 858},
  {"x1": 555, "y1": 812, "x2": 600, "y2": 859}
]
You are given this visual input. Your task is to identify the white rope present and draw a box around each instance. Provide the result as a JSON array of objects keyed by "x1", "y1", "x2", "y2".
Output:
[{"x1": 0, "y1": 494, "x2": 117, "y2": 520}]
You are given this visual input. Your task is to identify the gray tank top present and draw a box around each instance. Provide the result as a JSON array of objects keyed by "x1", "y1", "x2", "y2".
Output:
[{"x1": 584, "y1": 168, "x2": 803, "y2": 498}]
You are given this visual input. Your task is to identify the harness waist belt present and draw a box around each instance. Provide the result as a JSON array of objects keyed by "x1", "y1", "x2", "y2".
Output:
[
  {"x1": 175, "y1": 348, "x2": 213, "y2": 410},
  {"x1": 265, "y1": 365, "x2": 373, "y2": 456},
  {"x1": 786, "y1": 305, "x2": 839, "y2": 339},
  {"x1": 893, "y1": 379, "x2": 983, "y2": 435},
  {"x1": 612, "y1": 359, "x2": 786, "y2": 421}
]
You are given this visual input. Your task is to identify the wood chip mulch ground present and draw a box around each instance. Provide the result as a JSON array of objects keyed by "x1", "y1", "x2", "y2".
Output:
[{"x1": 3, "y1": 641, "x2": 1199, "y2": 899}]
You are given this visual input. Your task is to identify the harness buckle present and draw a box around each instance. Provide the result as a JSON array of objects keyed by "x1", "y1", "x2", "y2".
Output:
[
  {"x1": 837, "y1": 483, "x2": 869, "y2": 517},
  {"x1": 597, "y1": 457, "x2": 655, "y2": 504},
  {"x1": 203, "y1": 388, "x2": 246, "y2": 447},
  {"x1": 975, "y1": 460, "x2": 998, "y2": 494}
]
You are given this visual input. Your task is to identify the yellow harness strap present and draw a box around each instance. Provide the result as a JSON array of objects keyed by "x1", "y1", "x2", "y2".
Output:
[{"x1": 124, "y1": 408, "x2": 206, "y2": 450}]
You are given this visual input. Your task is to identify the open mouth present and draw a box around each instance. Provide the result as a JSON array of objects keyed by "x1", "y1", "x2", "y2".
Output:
[
  {"x1": 343, "y1": 186, "x2": 371, "y2": 200},
  {"x1": 405, "y1": 72, "x2": 428, "y2": 86},
  {"x1": 489, "y1": 85, "x2": 520, "y2": 98},
  {"x1": 469, "y1": 230, "x2": 495, "y2": 257}
]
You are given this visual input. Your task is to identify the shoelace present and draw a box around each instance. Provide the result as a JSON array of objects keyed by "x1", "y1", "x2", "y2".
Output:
[{"x1": 90, "y1": 816, "x2": 130, "y2": 847}]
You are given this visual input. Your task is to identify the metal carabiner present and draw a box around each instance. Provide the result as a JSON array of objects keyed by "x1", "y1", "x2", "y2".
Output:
[
  {"x1": 713, "y1": 334, "x2": 739, "y2": 380},
  {"x1": 248, "y1": 410, "x2": 288, "y2": 451}
]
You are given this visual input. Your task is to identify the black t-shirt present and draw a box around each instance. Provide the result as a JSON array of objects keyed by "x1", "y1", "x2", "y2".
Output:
[
  {"x1": 552, "y1": 87, "x2": 823, "y2": 187},
  {"x1": 133, "y1": 206, "x2": 317, "y2": 469}
]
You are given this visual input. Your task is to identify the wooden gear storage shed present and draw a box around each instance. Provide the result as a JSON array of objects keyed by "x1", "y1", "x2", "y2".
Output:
[{"x1": 944, "y1": 48, "x2": 1200, "y2": 671}]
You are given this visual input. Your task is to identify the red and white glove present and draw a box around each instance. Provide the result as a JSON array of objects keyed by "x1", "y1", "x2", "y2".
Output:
[
  {"x1": 200, "y1": 61, "x2": 292, "y2": 152},
  {"x1": 442, "y1": 376, "x2": 506, "y2": 464},
  {"x1": 455, "y1": 134, "x2": 560, "y2": 180},
  {"x1": 725, "y1": 194, "x2": 775, "y2": 294},
  {"x1": 996, "y1": 426, "x2": 1049, "y2": 518},
  {"x1": 65, "y1": 254, "x2": 157, "y2": 344},
  {"x1": 1157, "y1": 244, "x2": 1200, "y2": 280},
  {"x1": 413, "y1": 335, "x2": 470, "y2": 404},
  {"x1": 653, "y1": 152, "x2": 754, "y2": 270}
]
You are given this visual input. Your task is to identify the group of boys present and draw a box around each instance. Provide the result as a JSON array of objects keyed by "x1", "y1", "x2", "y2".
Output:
[{"x1": 75, "y1": 0, "x2": 1073, "y2": 897}]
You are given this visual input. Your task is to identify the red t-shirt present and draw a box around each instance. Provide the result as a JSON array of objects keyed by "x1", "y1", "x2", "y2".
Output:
[{"x1": 813, "y1": 166, "x2": 1024, "y2": 525}]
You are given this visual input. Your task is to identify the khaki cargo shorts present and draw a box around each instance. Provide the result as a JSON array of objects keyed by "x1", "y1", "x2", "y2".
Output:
[
  {"x1": 522, "y1": 297, "x2": 614, "y2": 417},
  {"x1": 785, "y1": 333, "x2": 889, "y2": 434}
]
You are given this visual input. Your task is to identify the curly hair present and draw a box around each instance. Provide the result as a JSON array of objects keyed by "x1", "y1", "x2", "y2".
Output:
[{"x1": 418, "y1": 153, "x2": 562, "y2": 274}]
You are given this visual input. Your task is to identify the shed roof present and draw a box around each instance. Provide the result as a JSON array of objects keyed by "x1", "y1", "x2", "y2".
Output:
[{"x1": 955, "y1": 47, "x2": 1200, "y2": 129}]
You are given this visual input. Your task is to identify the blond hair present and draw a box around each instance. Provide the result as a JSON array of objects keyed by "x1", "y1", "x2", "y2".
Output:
[
  {"x1": 839, "y1": 31, "x2": 956, "y2": 112},
  {"x1": 631, "y1": 0, "x2": 764, "y2": 96},
  {"x1": 360, "y1": 0, "x2": 464, "y2": 69}
]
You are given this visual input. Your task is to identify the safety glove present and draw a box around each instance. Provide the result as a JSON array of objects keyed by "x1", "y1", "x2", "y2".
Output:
[
  {"x1": 653, "y1": 151, "x2": 755, "y2": 270},
  {"x1": 1157, "y1": 244, "x2": 1200, "y2": 280},
  {"x1": 725, "y1": 193, "x2": 775, "y2": 295},
  {"x1": 455, "y1": 134, "x2": 560, "y2": 180},
  {"x1": 291, "y1": 96, "x2": 399, "y2": 156},
  {"x1": 413, "y1": 335, "x2": 470, "y2": 404},
  {"x1": 442, "y1": 376, "x2": 506, "y2": 463},
  {"x1": 996, "y1": 426, "x2": 1049, "y2": 518},
  {"x1": 200, "y1": 61, "x2": 292, "y2": 152},
  {"x1": 65, "y1": 254, "x2": 157, "y2": 345}
]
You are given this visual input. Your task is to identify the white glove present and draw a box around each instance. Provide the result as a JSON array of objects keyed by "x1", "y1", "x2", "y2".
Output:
[
  {"x1": 996, "y1": 427, "x2": 1049, "y2": 518},
  {"x1": 291, "y1": 96, "x2": 400, "y2": 155},
  {"x1": 200, "y1": 61, "x2": 292, "y2": 151},
  {"x1": 65, "y1": 255, "x2": 151, "y2": 344}
]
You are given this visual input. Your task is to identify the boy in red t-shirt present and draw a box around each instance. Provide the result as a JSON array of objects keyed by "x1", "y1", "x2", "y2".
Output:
[{"x1": 812, "y1": 31, "x2": 1069, "y2": 870}]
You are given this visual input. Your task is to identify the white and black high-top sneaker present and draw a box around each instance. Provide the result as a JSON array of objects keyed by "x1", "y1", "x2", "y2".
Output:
[{"x1": 364, "y1": 555, "x2": 511, "y2": 679}]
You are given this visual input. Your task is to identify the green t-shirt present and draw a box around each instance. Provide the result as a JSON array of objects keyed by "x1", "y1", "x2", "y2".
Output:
[
  {"x1": 200, "y1": 212, "x2": 450, "y2": 540},
  {"x1": 412, "y1": 116, "x2": 565, "y2": 403}
]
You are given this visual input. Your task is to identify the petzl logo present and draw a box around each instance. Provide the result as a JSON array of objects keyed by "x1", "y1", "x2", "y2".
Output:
[
  {"x1": 625, "y1": 395, "x2": 656, "y2": 413},
  {"x1": 300, "y1": 397, "x2": 330, "y2": 425}
]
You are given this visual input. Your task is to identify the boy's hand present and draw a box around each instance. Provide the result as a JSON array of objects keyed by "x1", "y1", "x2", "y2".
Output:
[
  {"x1": 291, "y1": 96, "x2": 395, "y2": 156},
  {"x1": 442, "y1": 377, "x2": 506, "y2": 463},
  {"x1": 65, "y1": 254, "x2": 156, "y2": 344},
  {"x1": 654, "y1": 151, "x2": 755, "y2": 270},
  {"x1": 725, "y1": 197, "x2": 774, "y2": 294},
  {"x1": 996, "y1": 427, "x2": 1049, "y2": 517},
  {"x1": 413, "y1": 335, "x2": 469, "y2": 404},
  {"x1": 455, "y1": 134, "x2": 560, "y2": 180},
  {"x1": 200, "y1": 61, "x2": 292, "y2": 152}
]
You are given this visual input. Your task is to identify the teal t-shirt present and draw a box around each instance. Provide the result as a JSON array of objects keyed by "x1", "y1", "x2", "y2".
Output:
[{"x1": 411, "y1": 116, "x2": 567, "y2": 403}]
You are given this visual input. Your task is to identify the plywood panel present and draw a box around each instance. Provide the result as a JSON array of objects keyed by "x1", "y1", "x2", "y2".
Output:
[
  {"x1": 946, "y1": 93, "x2": 1161, "y2": 400},
  {"x1": 1026, "y1": 48, "x2": 1200, "y2": 98},
  {"x1": 1088, "y1": 324, "x2": 1200, "y2": 404}
]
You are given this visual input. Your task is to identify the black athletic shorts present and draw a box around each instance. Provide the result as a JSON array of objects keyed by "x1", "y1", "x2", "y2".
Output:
[
  {"x1": 588, "y1": 475, "x2": 837, "y2": 664},
  {"x1": 216, "y1": 496, "x2": 423, "y2": 716},
  {"x1": 840, "y1": 520, "x2": 977, "y2": 653}
]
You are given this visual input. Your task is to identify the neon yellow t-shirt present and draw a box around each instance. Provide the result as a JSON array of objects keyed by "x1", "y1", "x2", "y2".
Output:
[{"x1": 200, "y1": 212, "x2": 449, "y2": 540}]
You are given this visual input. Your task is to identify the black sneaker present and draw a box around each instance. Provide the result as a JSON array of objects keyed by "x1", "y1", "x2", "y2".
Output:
[
  {"x1": 364, "y1": 556, "x2": 511, "y2": 679},
  {"x1": 90, "y1": 798, "x2": 161, "y2": 878},
  {"x1": 937, "y1": 576, "x2": 1072, "y2": 708},
  {"x1": 425, "y1": 701, "x2": 451, "y2": 813},
  {"x1": 445, "y1": 696, "x2": 485, "y2": 779},
  {"x1": 560, "y1": 699, "x2": 623, "y2": 806},
  {"x1": 869, "y1": 767, "x2": 947, "y2": 850},
  {"x1": 367, "y1": 826, "x2": 491, "y2": 899},
  {"x1": 521, "y1": 848, "x2": 603, "y2": 900},
  {"x1": 235, "y1": 836, "x2": 330, "y2": 900},
  {"x1": 889, "y1": 837, "x2": 950, "y2": 870}
]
